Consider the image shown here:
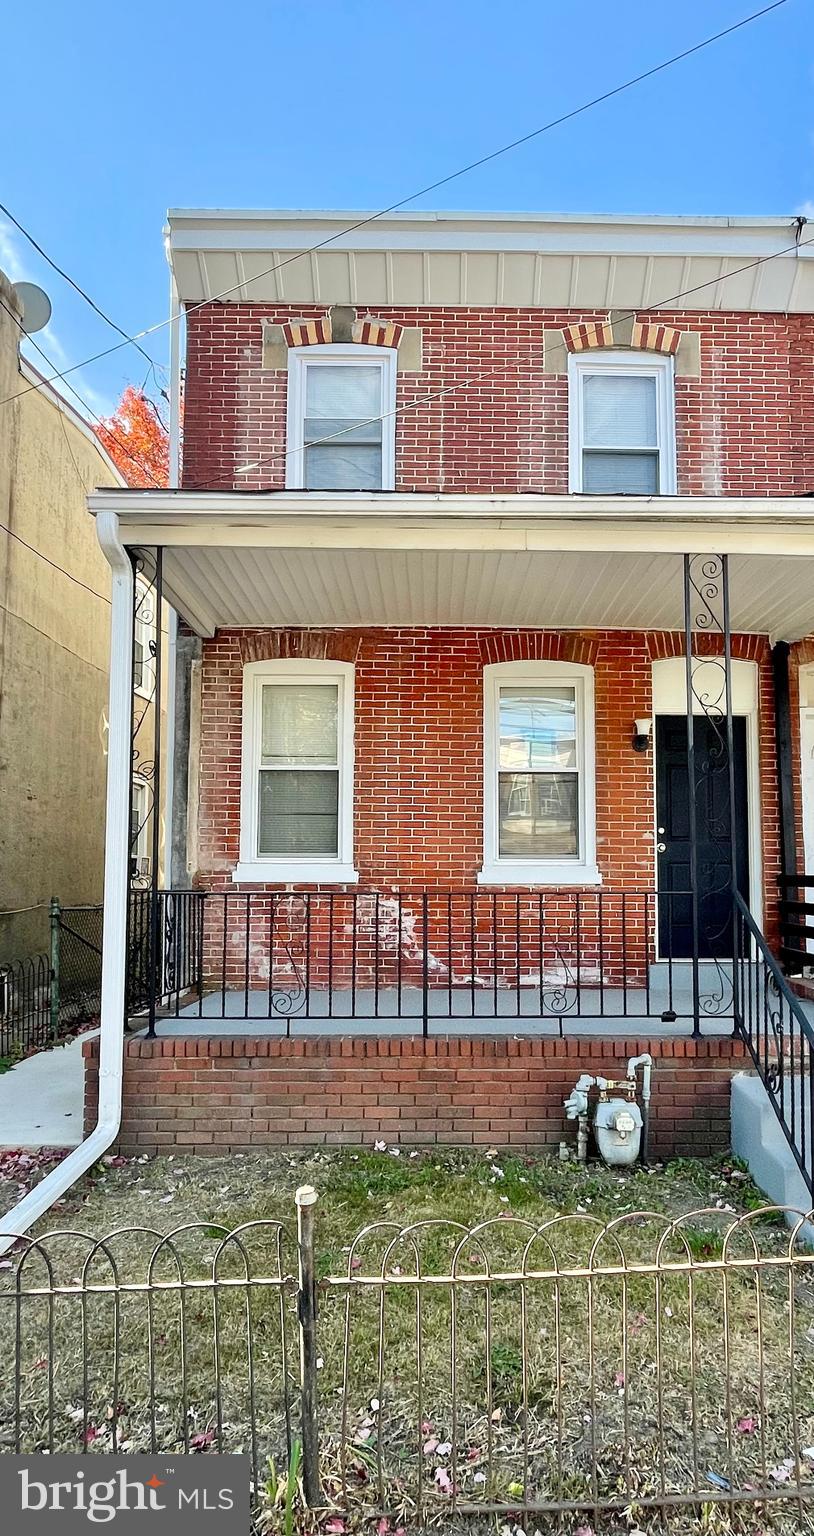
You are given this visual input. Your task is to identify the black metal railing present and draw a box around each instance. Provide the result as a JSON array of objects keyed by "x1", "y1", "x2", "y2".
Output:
[
  {"x1": 127, "y1": 889, "x2": 203, "y2": 1019},
  {"x1": 130, "y1": 887, "x2": 738, "y2": 1037},
  {"x1": 0, "y1": 953, "x2": 51, "y2": 1058},
  {"x1": 778, "y1": 872, "x2": 814, "y2": 976},
  {"x1": 733, "y1": 890, "x2": 814, "y2": 1194}
]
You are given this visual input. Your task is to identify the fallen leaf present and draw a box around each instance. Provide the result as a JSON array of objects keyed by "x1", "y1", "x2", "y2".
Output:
[
  {"x1": 190, "y1": 1429, "x2": 215, "y2": 1451},
  {"x1": 613, "y1": 1370, "x2": 625, "y2": 1389},
  {"x1": 737, "y1": 1415, "x2": 757, "y2": 1434},
  {"x1": 434, "y1": 1467, "x2": 452, "y2": 1494},
  {"x1": 423, "y1": 1438, "x2": 439, "y2": 1456}
]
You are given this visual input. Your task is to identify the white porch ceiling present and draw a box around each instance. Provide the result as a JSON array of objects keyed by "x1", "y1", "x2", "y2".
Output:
[{"x1": 160, "y1": 546, "x2": 814, "y2": 642}]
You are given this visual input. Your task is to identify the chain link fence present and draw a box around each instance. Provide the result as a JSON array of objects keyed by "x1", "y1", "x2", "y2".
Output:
[{"x1": 0, "y1": 900, "x2": 105, "y2": 1057}]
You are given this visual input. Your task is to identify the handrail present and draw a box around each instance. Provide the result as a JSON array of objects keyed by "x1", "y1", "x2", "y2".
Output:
[
  {"x1": 733, "y1": 890, "x2": 814, "y2": 1194},
  {"x1": 776, "y1": 872, "x2": 814, "y2": 974}
]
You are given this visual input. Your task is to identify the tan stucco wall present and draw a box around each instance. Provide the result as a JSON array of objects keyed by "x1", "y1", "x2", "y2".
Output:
[{"x1": 0, "y1": 271, "x2": 118, "y2": 961}]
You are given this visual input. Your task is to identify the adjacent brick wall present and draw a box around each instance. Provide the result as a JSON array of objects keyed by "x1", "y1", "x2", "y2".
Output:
[
  {"x1": 182, "y1": 302, "x2": 814, "y2": 497},
  {"x1": 84, "y1": 1035, "x2": 746, "y2": 1158}
]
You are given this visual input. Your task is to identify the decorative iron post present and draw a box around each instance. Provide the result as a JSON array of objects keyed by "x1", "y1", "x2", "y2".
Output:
[
  {"x1": 147, "y1": 548, "x2": 163, "y2": 1039},
  {"x1": 295, "y1": 1184, "x2": 322, "y2": 1507},
  {"x1": 128, "y1": 550, "x2": 164, "y2": 1035},
  {"x1": 682, "y1": 554, "x2": 739, "y2": 1035}
]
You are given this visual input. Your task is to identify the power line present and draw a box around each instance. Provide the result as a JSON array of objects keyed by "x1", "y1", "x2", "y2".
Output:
[
  {"x1": 189, "y1": 229, "x2": 814, "y2": 492},
  {"x1": 0, "y1": 294, "x2": 165, "y2": 489},
  {"x1": 0, "y1": 520, "x2": 111, "y2": 605},
  {"x1": 0, "y1": 0, "x2": 790, "y2": 413},
  {"x1": 0, "y1": 599, "x2": 109, "y2": 673},
  {"x1": 0, "y1": 199, "x2": 165, "y2": 385}
]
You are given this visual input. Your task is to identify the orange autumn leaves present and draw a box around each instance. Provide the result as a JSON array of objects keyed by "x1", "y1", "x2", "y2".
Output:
[{"x1": 95, "y1": 385, "x2": 169, "y2": 488}]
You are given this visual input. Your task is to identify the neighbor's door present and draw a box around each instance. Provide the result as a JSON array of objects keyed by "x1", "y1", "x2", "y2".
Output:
[{"x1": 656, "y1": 714, "x2": 749, "y2": 959}]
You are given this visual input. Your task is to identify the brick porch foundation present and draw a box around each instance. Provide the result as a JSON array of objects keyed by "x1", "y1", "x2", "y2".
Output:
[{"x1": 83, "y1": 1036, "x2": 748, "y2": 1158}]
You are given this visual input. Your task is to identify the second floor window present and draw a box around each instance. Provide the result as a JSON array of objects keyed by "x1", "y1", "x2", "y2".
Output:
[
  {"x1": 286, "y1": 345, "x2": 396, "y2": 491},
  {"x1": 568, "y1": 351, "x2": 676, "y2": 495}
]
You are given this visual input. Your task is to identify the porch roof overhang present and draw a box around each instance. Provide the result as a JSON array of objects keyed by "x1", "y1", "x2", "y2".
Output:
[{"x1": 87, "y1": 490, "x2": 814, "y2": 644}]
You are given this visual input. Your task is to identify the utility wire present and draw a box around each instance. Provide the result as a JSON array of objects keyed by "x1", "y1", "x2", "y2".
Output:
[
  {"x1": 186, "y1": 229, "x2": 814, "y2": 492},
  {"x1": 0, "y1": 0, "x2": 790, "y2": 412},
  {"x1": 0, "y1": 294, "x2": 165, "y2": 489},
  {"x1": 0, "y1": 199, "x2": 166, "y2": 385},
  {"x1": 0, "y1": 520, "x2": 111, "y2": 604},
  {"x1": 2, "y1": 222, "x2": 805, "y2": 612}
]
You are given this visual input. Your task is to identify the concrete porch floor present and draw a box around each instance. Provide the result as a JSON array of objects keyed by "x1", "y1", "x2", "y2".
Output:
[{"x1": 137, "y1": 962, "x2": 754, "y2": 1038}]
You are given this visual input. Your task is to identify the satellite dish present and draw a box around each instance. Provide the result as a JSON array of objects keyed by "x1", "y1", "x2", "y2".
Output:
[{"x1": 15, "y1": 282, "x2": 52, "y2": 335}]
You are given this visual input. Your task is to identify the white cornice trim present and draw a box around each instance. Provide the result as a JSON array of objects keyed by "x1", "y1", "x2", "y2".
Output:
[
  {"x1": 87, "y1": 489, "x2": 814, "y2": 524},
  {"x1": 165, "y1": 208, "x2": 813, "y2": 313}
]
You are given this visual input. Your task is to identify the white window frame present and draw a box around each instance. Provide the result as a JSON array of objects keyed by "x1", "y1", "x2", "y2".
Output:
[
  {"x1": 285, "y1": 343, "x2": 397, "y2": 491},
  {"x1": 568, "y1": 349, "x2": 676, "y2": 495},
  {"x1": 478, "y1": 661, "x2": 600, "y2": 887},
  {"x1": 131, "y1": 775, "x2": 151, "y2": 875},
  {"x1": 133, "y1": 578, "x2": 156, "y2": 700},
  {"x1": 234, "y1": 658, "x2": 358, "y2": 884}
]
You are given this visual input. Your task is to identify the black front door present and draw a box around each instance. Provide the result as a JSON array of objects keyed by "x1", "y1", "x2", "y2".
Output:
[{"x1": 656, "y1": 715, "x2": 750, "y2": 959}]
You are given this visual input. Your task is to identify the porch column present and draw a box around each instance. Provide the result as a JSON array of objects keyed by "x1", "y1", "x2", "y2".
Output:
[{"x1": 682, "y1": 553, "x2": 738, "y2": 1036}]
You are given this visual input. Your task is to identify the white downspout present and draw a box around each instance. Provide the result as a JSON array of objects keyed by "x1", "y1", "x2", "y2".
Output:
[{"x1": 0, "y1": 511, "x2": 133, "y2": 1251}]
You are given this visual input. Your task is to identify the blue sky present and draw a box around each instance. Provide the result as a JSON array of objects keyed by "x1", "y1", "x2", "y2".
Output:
[{"x1": 0, "y1": 0, "x2": 811, "y2": 420}]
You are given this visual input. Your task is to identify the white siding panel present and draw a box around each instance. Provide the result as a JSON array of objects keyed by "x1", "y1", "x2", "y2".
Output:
[
  {"x1": 350, "y1": 252, "x2": 388, "y2": 305},
  {"x1": 162, "y1": 546, "x2": 814, "y2": 641},
  {"x1": 607, "y1": 256, "x2": 651, "y2": 308},
  {"x1": 464, "y1": 252, "x2": 501, "y2": 306}
]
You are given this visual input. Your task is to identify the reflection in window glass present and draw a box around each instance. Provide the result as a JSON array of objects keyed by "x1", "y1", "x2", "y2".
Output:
[{"x1": 497, "y1": 686, "x2": 579, "y2": 858}]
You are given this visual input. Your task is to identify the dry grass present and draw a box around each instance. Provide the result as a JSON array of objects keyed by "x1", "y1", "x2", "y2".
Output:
[{"x1": 2, "y1": 1148, "x2": 814, "y2": 1534}]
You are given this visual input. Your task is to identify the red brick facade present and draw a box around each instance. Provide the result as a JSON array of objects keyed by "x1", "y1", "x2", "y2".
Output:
[
  {"x1": 196, "y1": 625, "x2": 780, "y2": 929},
  {"x1": 84, "y1": 1035, "x2": 746, "y2": 1158},
  {"x1": 121, "y1": 288, "x2": 814, "y2": 1158},
  {"x1": 182, "y1": 303, "x2": 814, "y2": 497}
]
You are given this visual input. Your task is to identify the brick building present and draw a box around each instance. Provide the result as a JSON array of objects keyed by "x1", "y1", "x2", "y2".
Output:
[{"x1": 85, "y1": 209, "x2": 814, "y2": 1155}]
